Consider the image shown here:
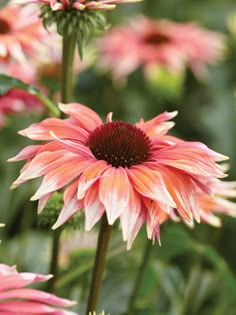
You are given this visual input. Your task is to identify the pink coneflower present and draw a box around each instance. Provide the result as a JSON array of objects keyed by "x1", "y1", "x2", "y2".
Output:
[
  {"x1": 13, "y1": 0, "x2": 142, "y2": 11},
  {"x1": 0, "y1": 3, "x2": 53, "y2": 63},
  {"x1": 0, "y1": 263, "x2": 78, "y2": 314},
  {"x1": 97, "y1": 16, "x2": 225, "y2": 81},
  {"x1": 9, "y1": 103, "x2": 227, "y2": 248}
]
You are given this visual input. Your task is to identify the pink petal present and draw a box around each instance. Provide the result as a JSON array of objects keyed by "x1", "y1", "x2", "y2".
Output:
[
  {"x1": 50, "y1": 133, "x2": 94, "y2": 159},
  {"x1": 59, "y1": 103, "x2": 103, "y2": 133},
  {"x1": 0, "y1": 288, "x2": 76, "y2": 307},
  {"x1": 0, "y1": 273, "x2": 52, "y2": 291},
  {"x1": 52, "y1": 180, "x2": 83, "y2": 229},
  {"x1": 84, "y1": 182, "x2": 105, "y2": 231},
  {"x1": 120, "y1": 185, "x2": 141, "y2": 242},
  {"x1": 10, "y1": 151, "x2": 75, "y2": 188},
  {"x1": 38, "y1": 193, "x2": 53, "y2": 214},
  {"x1": 136, "y1": 111, "x2": 178, "y2": 137},
  {"x1": 0, "y1": 300, "x2": 73, "y2": 313},
  {"x1": 18, "y1": 118, "x2": 88, "y2": 142},
  {"x1": 7, "y1": 145, "x2": 41, "y2": 162},
  {"x1": 126, "y1": 209, "x2": 146, "y2": 250},
  {"x1": 99, "y1": 167, "x2": 130, "y2": 224}
]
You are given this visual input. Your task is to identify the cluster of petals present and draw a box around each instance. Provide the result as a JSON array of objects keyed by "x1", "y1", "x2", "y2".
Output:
[
  {"x1": 13, "y1": 0, "x2": 142, "y2": 11},
  {"x1": 0, "y1": 263, "x2": 78, "y2": 314},
  {"x1": 196, "y1": 180, "x2": 236, "y2": 227},
  {"x1": 96, "y1": 15, "x2": 225, "y2": 81},
  {"x1": 9, "y1": 103, "x2": 228, "y2": 248},
  {"x1": 0, "y1": 2, "x2": 56, "y2": 63}
]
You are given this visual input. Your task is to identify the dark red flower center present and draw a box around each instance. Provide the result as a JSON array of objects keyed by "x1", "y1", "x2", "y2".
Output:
[
  {"x1": 144, "y1": 32, "x2": 170, "y2": 45},
  {"x1": 0, "y1": 18, "x2": 11, "y2": 34},
  {"x1": 87, "y1": 121, "x2": 152, "y2": 168}
]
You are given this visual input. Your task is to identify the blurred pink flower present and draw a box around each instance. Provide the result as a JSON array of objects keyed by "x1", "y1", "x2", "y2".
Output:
[
  {"x1": 0, "y1": 3, "x2": 54, "y2": 63},
  {"x1": 13, "y1": 0, "x2": 142, "y2": 11},
  {"x1": 0, "y1": 263, "x2": 78, "y2": 314},
  {"x1": 97, "y1": 16, "x2": 225, "y2": 81},
  {"x1": 0, "y1": 62, "x2": 44, "y2": 128},
  {"x1": 9, "y1": 103, "x2": 227, "y2": 248}
]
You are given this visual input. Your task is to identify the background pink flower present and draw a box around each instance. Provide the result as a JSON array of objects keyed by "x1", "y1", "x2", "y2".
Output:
[
  {"x1": 97, "y1": 15, "x2": 225, "y2": 81},
  {"x1": 0, "y1": 3, "x2": 54, "y2": 64},
  {"x1": 0, "y1": 263, "x2": 78, "y2": 314}
]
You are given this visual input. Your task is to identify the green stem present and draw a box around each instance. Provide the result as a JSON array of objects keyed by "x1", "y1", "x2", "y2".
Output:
[
  {"x1": 47, "y1": 229, "x2": 62, "y2": 292},
  {"x1": 86, "y1": 215, "x2": 113, "y2": 315},
  {"x1": 126, "y1": 239, "x2": 153, "y2": 315},
  {"x1": 61, "y1": 32, "x2": 77, "y2": 104}
]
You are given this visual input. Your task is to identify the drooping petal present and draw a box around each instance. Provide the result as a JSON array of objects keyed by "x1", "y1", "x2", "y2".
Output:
[
  {"x1": 127, "y1": 165, "x2": 176, "y2": 207},
  {"x1": 99, "y1": 167, "x2": 130, "y2": 224},
  {"x1": 84, "y1": 182, "x2": 105, "y2": 231},
  {"x1": 120, "y1": 185, "x2": 141, "y2": 242},
  {"x1": 77, "y1": 160, "x2": 109, "y2": 199},
  {"x1": 52, "y1": 180, "x2": 83, "y2": 229}
]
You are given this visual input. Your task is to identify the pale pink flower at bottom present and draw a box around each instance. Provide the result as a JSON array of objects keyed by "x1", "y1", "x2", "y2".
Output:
[
  {"x1": 0, "y1": 263, "x2": 78, "y2": 314},
  {"x1": 9, "y1": 103, "x2": 227, "y2": 249}
]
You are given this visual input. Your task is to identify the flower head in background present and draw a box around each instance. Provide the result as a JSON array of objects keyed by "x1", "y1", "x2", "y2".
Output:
[
  {"x1": 9, "y1": 103, "x2": 228, "y2": 248},
  {"x1": 0, "y1": 3, "x2": 54, "y2": 64},
  {"x1": 0, "y1": 263, "x2": 78, "y2": 314},
  {"x1": 96, "y1": 16, "x2": 225, "y2": 81}
]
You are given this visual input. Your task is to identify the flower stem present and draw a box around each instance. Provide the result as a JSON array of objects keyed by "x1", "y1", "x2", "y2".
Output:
[
  {"x1": 61, "y1": 32, "x2": 77, "y2": 104},
  {"x1": 126, "y1": 239, "x2": 153, "y2": 315},
  {"x1": 47, "y1": 228, "x2": 62, "y2": 292},
  {"x1": 86, "y1": 215, "x2": 113, "y2": 314}
]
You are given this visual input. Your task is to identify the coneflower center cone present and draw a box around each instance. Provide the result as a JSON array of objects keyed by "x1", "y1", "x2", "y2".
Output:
[
  {"x1": 87, "y1": 122, "x2": 152, "y2": 168},
  {"x1": 144, "y1": 32, "x2": 170, "y2": 45},
  {"x1": 0, "y1": 18, "x2": 11, "y2": 34}
]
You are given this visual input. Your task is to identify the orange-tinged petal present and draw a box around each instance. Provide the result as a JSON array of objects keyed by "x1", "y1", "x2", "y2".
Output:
[
  {"x1": 128, "y1": 165, "x2": 176, "y2": 207},
  {"x1": 77, "y1": 160, "x2": 109, "y2": 199},
  {"x1": 99, "y1": 167, "x2": 130, "y2": 224},
  {"x1": 161, "y1": 166, "x2": 200, "y2": 222}
]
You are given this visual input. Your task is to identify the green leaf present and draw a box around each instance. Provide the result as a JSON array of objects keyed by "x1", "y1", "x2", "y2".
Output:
[{"x1": 0, "y1": 74, "x2": 60, "y2": 117}]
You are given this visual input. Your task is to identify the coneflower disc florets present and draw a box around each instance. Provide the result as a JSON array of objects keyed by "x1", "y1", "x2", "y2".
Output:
[
  {"x1": 0, "y1": 18, "x2": 11, "y2": 34},
  {"x1": 87, "y1": 121, "x2": 152, "y2": 168}
]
